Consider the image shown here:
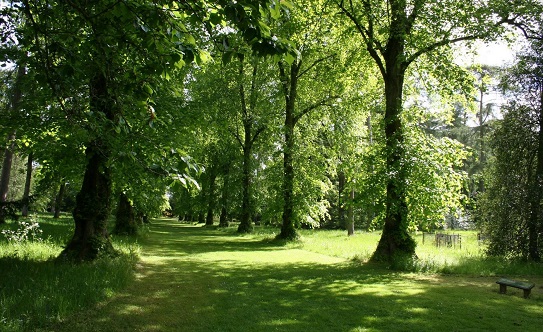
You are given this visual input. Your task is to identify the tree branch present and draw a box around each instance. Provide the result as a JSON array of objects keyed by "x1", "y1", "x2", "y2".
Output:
[
  {"x1": 294, "y1": 95, "x2": 339, "y2": 125},
  {"x1": 297, "y1": 53, "x2": 336, "y2": 79},
  {"x1": 337, "y1": 0, "x2": 386, "y2": 76}
]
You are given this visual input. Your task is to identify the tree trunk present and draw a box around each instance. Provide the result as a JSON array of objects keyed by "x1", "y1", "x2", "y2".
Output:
[
  {"x1": 370, "y1": 49, "x2": 416, "y2": 262},
  {"x1": 21, "y1": 151, "x2": 33, "y2": 217},
  {"x1": 347, "y1": 188, "x2": 355, "y2": 236},
  {"x1": 219, "y1": 166, "x2": 230, "y2": 227},
  {"x1": 338, "y1": 170, "x2": 346, "y2": 228},
  {"x1": 53, "y1": 181, "x2": 66, "y2": 219},
  {"x1": 0, "y1": 134, "x2": 16, "y2": 224},
  {"x1": 206, "y1": 172, "x2": 217, "y2": 226},
  {"x1": 238, "y1": 137, "x2": 254, "y2": 233},
  {"x1": 277, "y1": 61, "x2": 300, "y2": 240},
  {"x1": 237, "y1": 60, "x2": 261, "y2": 234},
  {"x1": 59, "y1": 73, "x2": 115, "y2": 261},
  {"x1": 0, "y1": 65, "x2": 24, "y2": 224},
  {"x1": 113, "y1": 192, "x2": 137, "y2": 235},
  {"x1": 478, "y1": 85, "x2": 486, "y2": 193}
]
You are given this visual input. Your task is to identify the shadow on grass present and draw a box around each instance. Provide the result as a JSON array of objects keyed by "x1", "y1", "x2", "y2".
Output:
[{"x1": 43, "y1": 219, "x2": 543, "y2": 332}]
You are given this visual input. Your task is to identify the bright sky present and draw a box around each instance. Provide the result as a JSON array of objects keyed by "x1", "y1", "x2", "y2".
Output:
[{"x1": 473, "y1": 41, "x2": 517, "y2": 66}]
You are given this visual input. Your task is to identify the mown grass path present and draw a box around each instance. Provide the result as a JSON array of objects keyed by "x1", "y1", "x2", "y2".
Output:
[{"x1": 49, "y1": 219, "x2": 542, "y2": 332}]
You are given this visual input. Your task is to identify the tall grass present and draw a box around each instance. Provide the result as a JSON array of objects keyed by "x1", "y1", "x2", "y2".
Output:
[{"x1": 0, "y1": 215, "x2": 140, "y2": 331}]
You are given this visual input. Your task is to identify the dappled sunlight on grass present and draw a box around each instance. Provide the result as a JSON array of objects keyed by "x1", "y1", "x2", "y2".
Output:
[{"x1": 40, "y1": 219, "x2": 543, "y2": 332}]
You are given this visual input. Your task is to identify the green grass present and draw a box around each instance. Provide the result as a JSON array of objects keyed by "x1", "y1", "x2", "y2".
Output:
[
  {"x1": 2, "y1": 218, "x2": 543, "y2": 331},
  {"x1": 0, "y1": 215, "x2": 140, "y2": 331}
]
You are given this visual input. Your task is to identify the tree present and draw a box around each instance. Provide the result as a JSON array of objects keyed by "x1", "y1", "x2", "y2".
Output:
[
  {"x1": 335, "y1": 0, "x2": 535, "y2": 263},
  {"x1": 12, "y1": 0, "x2": 290, "y2": 261},
  {"x1": 0, "y1": 64, "x2": 24, "y2": 224},
  {"x1": 481, "y1": 30, "x2": 543, "y2": 261},
  {"x1": 274, "y1": 0, "x2": 345, "y2": 240}
]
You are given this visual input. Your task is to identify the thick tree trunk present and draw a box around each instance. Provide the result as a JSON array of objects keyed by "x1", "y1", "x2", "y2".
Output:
[
  {"x1": 21, "y1": 151, "x2": 33, "y2": 217},
  {"x1": 113, "y1": 192, "x2": 137, "y2": 235},
  {"x1": 279, "y1": 118, "x2": 297, "y2": 240},
  {"x1": 0, "y1": 134, "x2": 16, "y2": 224},
  {"x1": 59, "y1": 73, "x2": 115, "y2": 261},
  {"x1": 238, "y1": 139, "x2": 253, "y2": 233},
  {"x1": 0, "y1": 65, "x2": 24, "y2": 224},
  {"x1": 275, "y1": 61, "x2": 301, "y2": 240},
  {"x1": 371, "y1": 58, "x2": 416, "y2": 262},
  {"x1": 60, "y1": 141, "x2": 115, "y2": 261},
  {"x1": 237, "y1": 60, "x2": 261, "y2": 234},
  {"x1": 53, "y1": 181, "x2": 66, "y2": 219}
]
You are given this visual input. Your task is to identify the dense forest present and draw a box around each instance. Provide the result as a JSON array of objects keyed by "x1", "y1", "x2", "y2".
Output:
[{"x1": 1, "y1": 0, "x2": 543, "y2": 263}]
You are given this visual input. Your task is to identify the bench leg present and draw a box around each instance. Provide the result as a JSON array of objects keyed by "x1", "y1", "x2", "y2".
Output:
[
  {"x1": 523, "y1": 289, "x2": 531, "y2": 299},
  {"x1": 499, "y1": 284, "x2": 507, "y2": 294}
]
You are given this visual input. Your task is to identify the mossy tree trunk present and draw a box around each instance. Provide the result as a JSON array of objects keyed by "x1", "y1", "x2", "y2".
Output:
[
  {"x1": 59, "y1": 73, "x2": 116, "y2": 261},
  {"x1": 370, "y1": 23, "x2": 416, "y2": 262},
  {"x1": 53, "y1": 181, "x2": 66, "y2": 219},
  {"x1": 21, "y1": 151, "x2": 33, "y2": 217},
  {"x1": 113, "y1": 192, "x2": 137, "y2": 235},
  {"x1": 0, "y1": 65, "x2": 24, "y2": 224}
]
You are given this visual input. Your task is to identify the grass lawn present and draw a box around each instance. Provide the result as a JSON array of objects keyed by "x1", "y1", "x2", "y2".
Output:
[{"x1": 2, "y1": 217, "x2": 543, "y2": 331}]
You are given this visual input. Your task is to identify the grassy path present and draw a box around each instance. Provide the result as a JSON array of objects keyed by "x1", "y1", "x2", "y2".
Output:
[{"x1": 48, "y1": 219, "x2": 542, "y2": 332}]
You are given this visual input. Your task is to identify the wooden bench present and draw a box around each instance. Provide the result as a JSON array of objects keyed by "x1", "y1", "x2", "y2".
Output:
[{"x1": 496, "y1": 278, "x2": 535, "y2": 298}]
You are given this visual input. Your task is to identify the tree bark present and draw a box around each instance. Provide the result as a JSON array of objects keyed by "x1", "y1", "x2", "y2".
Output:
[
  {"x1": 347, "y1": 188, "x2": 355, "y2": 236},
  {"x1": 206, "y1": 171, "x2": 217, "y2": 226},
  {"x1": 21, "y1": 151, "x2": 33, "y2": 217},
  {"x1": 370, "y1": 27, "x2": 416, "y2": 262},
  {"x1": 338, "y1": 170, "x2": 346, "y2": 227},
  {"x1": 277, "y1": 61, "x2": 300, "y2": 240},
  {"x1": 0, "y1": 65, "x2": 24, "y2": 224},
  {"x1": 53, "y1": 181, "x2": 66, "y2": 219},
  {"x1": 113, "y1": 192, "x2": 137, "y2": 235},
  {"x1": 237, "y1": 130, "x2": 254, "y2": 233},
  {"x1": 237, "y1": 60, "x2": 263, "y2": 233},
  {"x1": 0, "y1": 134, "x2": 16, "y2": 224},
  {"x1": 219, "y1": 168, "x2": 230, "y2": 227},
  {"x1": 59, "y1": 73, "x2": 116, "y2": 261}
]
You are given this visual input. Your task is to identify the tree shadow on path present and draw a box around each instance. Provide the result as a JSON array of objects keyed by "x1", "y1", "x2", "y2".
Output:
[{"x1": 45, "y1": 219, "x2": 543, "y2": 332}]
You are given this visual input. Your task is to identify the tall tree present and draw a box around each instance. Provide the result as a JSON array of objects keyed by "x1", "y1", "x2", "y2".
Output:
[
  {"x1": 235, "y1": 57, "x2": 268, "y2": 233},
  {"x1": 335, "y1": 0, "x2": 536, "y2": 262},
  {"x1": 0, "y1": 64, "x2": 24, "y2": 224},
  {"x1": 481, "y1": 30, "x2": 543, "y2": 261},
  {"x1": 275, "y1": 0, "x2": 345, "y2": 240},
  {"x1": 14, "y1": 0, "x2": 289, "y2": 260}
]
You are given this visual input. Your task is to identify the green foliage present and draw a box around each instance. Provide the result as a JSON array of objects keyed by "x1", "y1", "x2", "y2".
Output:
[
  {"x1": 479, "y1": 105, "x2": 539, "y2": 259},
  {"x1": 478, "y1": 33, "x2": 543, "y2": 261}
]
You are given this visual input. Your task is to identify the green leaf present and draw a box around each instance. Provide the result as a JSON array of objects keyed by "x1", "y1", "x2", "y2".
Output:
[{"x1": 143, "y1": 83, "x2": 154, "y2": 96}]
